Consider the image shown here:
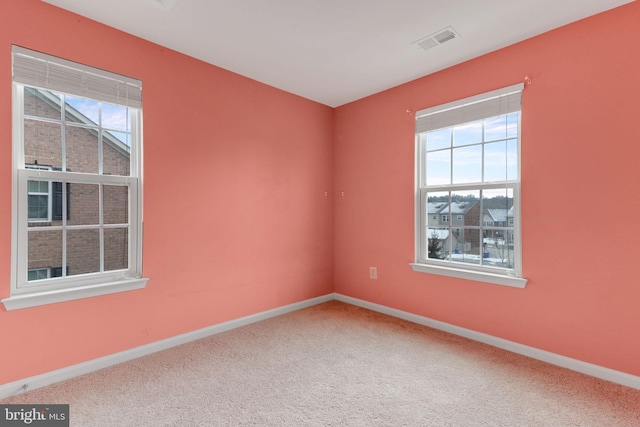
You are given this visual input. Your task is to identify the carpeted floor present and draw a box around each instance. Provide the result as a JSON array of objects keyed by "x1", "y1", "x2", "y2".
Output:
[{"x1": 2, "y1": 301, "x2": 639, "y2": 426}]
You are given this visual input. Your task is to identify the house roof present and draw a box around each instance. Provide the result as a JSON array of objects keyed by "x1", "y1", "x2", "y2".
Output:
[
  {"x1": 26, "y1": 88, "x2": 131, "y2": 158},
  {"x1": 450, "y1": 201, "x2": 477, "y2": 215},
  {"x1": 486, "y1": 207, "x2": 514, "y2": 222},
  {"x1": 427, "y1": 202, "x2": 448, "y2": 214},
  {"x1": 486, "y1": 209, "x2": 507, "y2": 222},
  {"x1": 428, "y1": 201, "x2": 478, "y2": 215}
]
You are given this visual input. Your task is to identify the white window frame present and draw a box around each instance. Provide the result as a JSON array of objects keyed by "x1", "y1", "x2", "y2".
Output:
[
  {"x1": 411, "y1": 84, "x2": 527, "y2": 288},
  {"x1": 3, "y1": 46, "x2": 149, "y2": 310}
]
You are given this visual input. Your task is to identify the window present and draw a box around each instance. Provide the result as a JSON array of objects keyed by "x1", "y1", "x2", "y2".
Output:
[
  {"x1": 411, "y1": 84, "x2": 527, "y2": 288},
  {"x1": 26, "y1": 165, "x2": 51, "y2": 222},
  {"x1": 25, "y1": 164, "x2": 70, "y2": 222},
  {"x1": 2, "y1": 46, "x2": 149, "y2": 310},
  {"x1": 27, "y1": 268, "x2": 50, "y2": 281}
]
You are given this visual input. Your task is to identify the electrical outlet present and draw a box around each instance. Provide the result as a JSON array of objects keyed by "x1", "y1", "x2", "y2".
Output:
[{"x1": 369, "y1": 267, "x2": 377, "y2": 280}]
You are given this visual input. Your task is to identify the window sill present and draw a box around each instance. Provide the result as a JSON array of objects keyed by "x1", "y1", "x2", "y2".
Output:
[
  {"x1": 410, "y1": 263, "x2": 527, "y2": 288},
  {"x1": 1, "y1": 277, "x2": 149, "y2": 311}
]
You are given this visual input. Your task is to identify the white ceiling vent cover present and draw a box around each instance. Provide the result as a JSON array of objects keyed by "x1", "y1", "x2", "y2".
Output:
[
  {"x1": 141, "y1": 0, "x2": 178, "y2": 11},
  {"x1": 413, "y1": 26, "x2": 461, "y2": 51}
]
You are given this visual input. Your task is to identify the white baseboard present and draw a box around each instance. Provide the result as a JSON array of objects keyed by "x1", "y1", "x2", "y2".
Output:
[
  {"x1": 333, "y1": 293, "x2": 640, "y2": 390},
  {"x1": 0, "y1": 294, "x2": 333, "y2": 400},
  {"x1": 3, "y1": 292, "x2": 638, "y2": 400}
]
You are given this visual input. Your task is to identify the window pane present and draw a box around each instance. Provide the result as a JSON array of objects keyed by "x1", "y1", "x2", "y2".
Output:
[
  {"x1": 506, "y1": 112, "x2": 519, "y2": 138},
  {"x1": 426, "y1": 228, "x2": 448, "y2": 260},
  {"x1": 102, "y1": 131, "x2": 131, "y2": 176},
  {"x1": 28, "y1": 268, "x2": 49, "y2": 281},
  {"x1": 483, "y1": 230, "x2": 514, "y2": 269},
  {"x1": 24, "y1": 119, "x2": 62, "y2": 169},
  {"x1": 105, "y1": 131, "x2": 131, "y2": 148},
  {"x1": 65, "y1": 95, "x2": 100, "y2": 125},
  {"x1": 68, "y1": 183, "x2": 99, "y2": 226},
  {"x1": 451, "y1": 228, "x2": 481, "y2": 265},
  {"x1": 66, "y1": 229, "x2": 100, "y2": 276},
  {"x1": 24, "y1": 88, "x2": 61, "y2": 120},
  {"x1": 451, "y1": 190, "x2": 480, "y2": 227},
  {"x1": 27, "y1": 177, "x2": 51, "y2": 226},
  {"x1": 104, "y1": 228, "x2": 128, "y2": 271},
  {"x1": 426, "y1": 150, "x2": 451, "y2": 186},
  {"x1": 66, "y1": 125, "x2": 99, "y2": 173},
  {"x1": 484, "y1": 115, "x2": 507, "y2": 142},
  {"x1": 102, "y1": 103, "x2": 130, "y2": 132},
  {"x1": 28, "y1": 180, "x2": 48, "y2": 193},
  {"x1": 104, "y1": 185, "x2": 129, "y2": 225},
  {"x1": 453, "y1": 121, "x2": 482, "y2": 147},
  {"x1": 484, "y1": 141, "x2": 507, "y2": 182},
  {"x1": 452, "y1": 145, "x2": 481, "y2": 184},
  {"x1": 482, "y1": 188, "x2": 514, "y2": 265},
  {"x1": 426, "y1": 128, "x2": 451, "y2": 151},
  {"x1": 28, "y1": 194, "x2": 49, "y2": 221},
  {"x1": 426, "y1": 192, "x2": 449, "y2": 227},
  {"x1": 482, "y1": 188, "x2": 513, "y2": 214},
  {"x1": 507, "y1": 139, "x2": 518, "y2": 181},
  {"x1": 27, "y1": 230, "x2": 62, "y2": 281}
]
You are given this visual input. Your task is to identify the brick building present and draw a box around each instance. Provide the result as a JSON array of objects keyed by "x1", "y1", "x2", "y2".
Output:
[{"x1": 25, "y1": 88, "x2": 130, "y2": 281}]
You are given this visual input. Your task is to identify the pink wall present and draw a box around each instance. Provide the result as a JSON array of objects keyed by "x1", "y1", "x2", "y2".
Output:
[
  {"x1": 334, "y1": 2, "x2": 640, "y2": 376},
  {"x1": 2, "y1": 0, "x2": 639, "y2": 387},
  {"x1": 0, "y1": 0, "x2": 333, "y2": 384}
]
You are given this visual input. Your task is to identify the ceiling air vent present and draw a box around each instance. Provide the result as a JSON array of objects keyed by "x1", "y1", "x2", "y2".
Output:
[
  {"x1": 141, "y1": 0, "x2": 178, "y2": 11},
  {"x1": 413, "y1": 26, "x2": 460, "y2": 51}
]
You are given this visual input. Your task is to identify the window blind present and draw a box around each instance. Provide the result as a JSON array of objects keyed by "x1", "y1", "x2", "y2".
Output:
[
  {"x1": 12, "y1": 46, "x2": 142, "y2": 109},
  {"x1": 415, "y1": 83, "x2": 523, "y2": 134}
]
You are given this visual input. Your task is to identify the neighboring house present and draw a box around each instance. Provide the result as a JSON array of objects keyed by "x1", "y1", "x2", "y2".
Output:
[
  {"x1": 482, "y1": 207, "x2": 514, "y2": 246},
  {"x1": 24, "y1": 88, "x2": 130, "y2": 281},
  {"x1": 427, "y1": 200, "x2": 480, "y2": 256}
]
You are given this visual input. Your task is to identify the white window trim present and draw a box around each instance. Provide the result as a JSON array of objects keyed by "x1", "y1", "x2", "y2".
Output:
[
  {"x1": 2, "y1": 278, "x2": 148, "y2": 311},
  {"x1": 410, "y1": 262, "x2": 527, "y2": 288},
  {"x1": 3, "y1": 47, "x2": 148, "y2": 310},
  {"x1": 411, "y1": 83, "x2": 527, "y2": 289}
]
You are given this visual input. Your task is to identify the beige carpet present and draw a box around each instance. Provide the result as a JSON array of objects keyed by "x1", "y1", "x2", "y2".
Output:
[{"x1": 3, "y1": 301, "x2": 639, "y2": 426}]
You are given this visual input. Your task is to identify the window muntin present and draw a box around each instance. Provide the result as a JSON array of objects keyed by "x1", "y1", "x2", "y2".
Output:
[
  {"x1": 414, "y1": 84, "x2": 524, "y2": 284},
  {"x1": 5, "y1": 46, "x2": 147, "y2": 309}
]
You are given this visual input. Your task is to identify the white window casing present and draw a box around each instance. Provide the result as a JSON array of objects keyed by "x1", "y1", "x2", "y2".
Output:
[
  {"x1": 411, "y1": 83, "x2": 527, "y2": 288},
  {"x1": 3, "y1": 46, "x2": 148, "y2": 310}
]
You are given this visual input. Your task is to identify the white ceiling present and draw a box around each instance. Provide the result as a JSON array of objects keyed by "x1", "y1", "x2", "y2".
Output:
[{"x1": 42, "y1": 0, "x2": 633, "y2": 107}]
